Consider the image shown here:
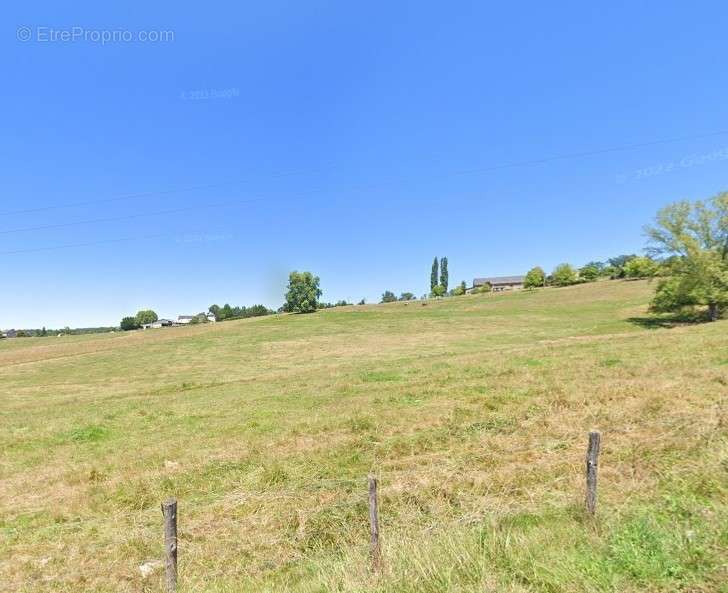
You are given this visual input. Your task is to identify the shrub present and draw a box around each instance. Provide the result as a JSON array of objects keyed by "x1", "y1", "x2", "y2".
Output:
[
  {"x1": 552, "y1": 263, "x2": 577, "y2": 286},
  {"x1": 120, "y1": 316, "x2": 139, "y2": 331},
  {"x1": 524, "y1": 267, "x2": 546, "y2": 288}
]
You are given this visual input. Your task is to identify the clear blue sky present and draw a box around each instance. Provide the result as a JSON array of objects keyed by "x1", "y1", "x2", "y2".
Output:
[{"x1": 2, "y1": 2, "x2": 728, "y2": 328}]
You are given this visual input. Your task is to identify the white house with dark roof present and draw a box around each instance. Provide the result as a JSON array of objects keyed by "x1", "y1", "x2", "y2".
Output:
[{"x1": 471, "y1": 275, "x2": 525, "y2": 292}]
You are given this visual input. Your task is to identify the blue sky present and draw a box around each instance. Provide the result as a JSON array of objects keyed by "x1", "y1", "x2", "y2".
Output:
[{"x1": 2, "y1": 1, "x2": 728, "y2": 328}]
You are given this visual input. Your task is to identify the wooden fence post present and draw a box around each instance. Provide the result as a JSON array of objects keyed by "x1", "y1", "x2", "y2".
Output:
[
  {"x1": 585, "y1": 431, "x2": 601, "y2": 516},
  {"x1": 368, "y1": 475, "x2": 382, "y2": 573},
  {"x1": 161, "y1": 498, "x2": 178, "y2": 592}
]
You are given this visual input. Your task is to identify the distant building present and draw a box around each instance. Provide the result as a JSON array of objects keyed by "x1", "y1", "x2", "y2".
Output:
[
  {"x1": 142, "y1": 319, "x2": 173, "y2": 330},
  {"x1": 175, "y1": 314, "x2": 215, "y2": 325},
  {"x1": 472, "y1": 275, "x2": 525, "y2": 292},
  {"x1": 2, "y1": 329, "x2": 18, "y2": 338}
]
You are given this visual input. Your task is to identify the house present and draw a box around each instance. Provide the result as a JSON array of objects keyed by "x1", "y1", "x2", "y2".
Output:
[
  {"x1": 472, "y1": 275, "x2": 525, "y2": 292},
  {"x1": 175, "y1": 313, "x2": 216, "y2": 325},
  {"x1": 2, "y1": 329, "x2": 18, "y2": 338},
  {"x1": 142, "y1": 319, "x2": 173, "y2": 330}
]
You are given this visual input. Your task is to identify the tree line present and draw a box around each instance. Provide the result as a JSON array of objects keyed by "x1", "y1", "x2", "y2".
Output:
[
  {"x1": 14, "y1": 192, "x2": 727, "y2": 334},
  {"x1": 521, "y1": 191, "x2": 727, "y2": 321},
  {"x1": 520, "y1": 255, "x2": 659, "y2": 290},
  {"x1": 208, "y1": 303, "x2": 272, "y2": 321}
]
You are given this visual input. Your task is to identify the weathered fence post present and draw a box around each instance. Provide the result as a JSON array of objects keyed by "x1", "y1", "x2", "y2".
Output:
[
  {"x1": 585, "y1": 431, "x2": 601, "y2": 516},
  {"x1": 161, "y1": 498, "x2": 178, "y2": 592},
  {"x1": 368, "y1": 475, "x2": 382, "y2": 573}
]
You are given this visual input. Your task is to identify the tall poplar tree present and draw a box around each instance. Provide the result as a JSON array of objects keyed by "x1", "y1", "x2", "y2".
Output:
[
  {"x1": 440, "y1": 257, "x2": 449, "y2": 291},
  {"x1": 431, "y1": 257, "x2": 439, "y2": 291}
]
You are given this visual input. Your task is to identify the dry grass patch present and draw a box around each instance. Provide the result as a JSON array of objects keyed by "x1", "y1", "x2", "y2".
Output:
[{"x1": 1, "y1": 280, "x2": 726, "y2": 592}]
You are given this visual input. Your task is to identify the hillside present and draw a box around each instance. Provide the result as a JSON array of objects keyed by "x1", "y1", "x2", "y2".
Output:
[{"x1": 1, "y1": 280, "x2": 726, "y2": 593}]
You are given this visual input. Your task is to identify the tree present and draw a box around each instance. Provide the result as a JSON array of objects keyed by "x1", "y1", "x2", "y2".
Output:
[
  {"x1": 120, "y1": 316, "x2": 139, "y2": 331},
  {"x1": 552, "y1": 263, "x2": 577, "y2": 287},
  {"x1": 284, "y1": 271, "x2": 322, "y2": 313},
  {"x1": 399, "y1": 292, "x2": 415, "y2": 301},
  {"x1": 583, "y1": 261, "x2": 606, "y2": 272},
  {"x1": 475, "y1": 282, "x2": 492, "y2": 294},
  {"x1": 579, "y1": 264, "x2": 600, "y2": 282},
  {"x1": 431, "y1": 284, "x2": 446, "y2": 297},
  {"x1": 208, "y1": 304, "x2": 221, "y2": 321},
  {"x1": 524, "y1": 266, "x2": 546, "y2": 288},
  {"x1": 357, "y1": 299, "x2": 366, "y2": 305},
  {"x1": 452, "y1": 280, "x2": 467, "y2": 296},
  {"x1": 646, "y1": 193, "x2": 728, "y2": 321},
  {"x1": 40, "y1": 326, "x2": 47, "y2": 337},
  {"x1": 440, "y1": 257, "x2": 449, "y2": 292},
  {"x1": 135, "y1": 310, "x2": 158, "y2": 326},
  {"x1": 381, "y1": 290, "x2": 397, "y2": 303},
  {"x1": 623, "y1": 256, "x2": 658, "y2": 279},
  {"x1": 431, "y1": 257, "x2": 439, "y2": 291},
  {"x1": 607, "y1": 254, "x2": 637, "y2": 278}
]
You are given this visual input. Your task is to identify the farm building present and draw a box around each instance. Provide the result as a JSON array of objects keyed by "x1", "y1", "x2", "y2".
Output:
[
  {"x1": 142, "y1": 319, "x2": 173, "y2": 330},
  {"x1": 175, "y1": 314, "x2": 215, "y2": 325},
  {"x1": 471, "y1": 275, "x2": 525, "y2": 292}
]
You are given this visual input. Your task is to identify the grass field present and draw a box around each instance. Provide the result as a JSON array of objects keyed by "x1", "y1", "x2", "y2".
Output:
[{"x1": 1, "y1": 280, "x2": 726, "y2": 593}]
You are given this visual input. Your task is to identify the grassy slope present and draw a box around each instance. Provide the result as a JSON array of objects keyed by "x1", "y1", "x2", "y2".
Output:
[{"x1": 0, "y1": 280, "x2": 726, "y2": 593}]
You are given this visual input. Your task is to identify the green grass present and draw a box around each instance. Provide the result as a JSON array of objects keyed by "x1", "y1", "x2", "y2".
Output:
[{"x1": 0, "y1": 280, "x2": 726, "y2": 592}]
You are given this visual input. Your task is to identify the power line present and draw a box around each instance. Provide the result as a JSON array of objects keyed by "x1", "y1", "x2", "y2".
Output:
[
  {"x1": 0, "y1": 231, "x2": 177, "y2": 256},
  {"x1": 0, "y1": 165, "x2": 333, "y2": 217},
  {"x1": 0, "y1": 196, "x2": 266, "y2": 236},
  {"x1": 452, "y1": 129, "x2": 728, "y2": 175},
  {"x1": 3, "y1": 128, "x2": 727, "y2": 219},
  {"x1": 2, "y1": 128, "x2": 728, "y2": 251}
]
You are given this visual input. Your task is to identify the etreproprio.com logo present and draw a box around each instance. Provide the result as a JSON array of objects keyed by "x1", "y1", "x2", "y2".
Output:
[{"x1": 16, "y1": 26, "x2": 175, "y2": 44}]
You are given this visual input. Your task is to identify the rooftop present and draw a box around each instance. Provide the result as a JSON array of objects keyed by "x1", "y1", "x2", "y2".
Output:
[{"x1": 473, "y1": 275, "x2": 525, "y2": 286}]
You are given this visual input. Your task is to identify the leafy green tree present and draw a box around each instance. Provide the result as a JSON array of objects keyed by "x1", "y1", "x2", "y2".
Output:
[
  {"x1": 646, "y1": 193, "x2": 728, "y2": 321},
  {"x1": 208, "y1": 304, "x2": 221, "y2": 321},
  {"x1": 399, "y1": 292, "x2": 415, "y2": 301},
  {"x1": 583, "y1": 261, "x2": 605, "y2": 272},
  {"x1": 452, "y1": 280, "x2": 467, "y2": 296},
  {"x1": 579, "y1": 265, "x2": 600, "y2": 282},
  {"x1": 135, "y1": 310, "x2": 158, "y2": 326},
  {"x1": 440, "y1": 257, "x2": 449, "y2": 292},
  {"x1": 623, "y1": 256, "x2": 658, "y2": 279},
  {"x1": 357, "y1": 298, "x2": 366, "y2": 305},
  {"x1": 381, "y1": 291, "x2": 397, "y2": 303},
  {"x1": 431, "y1": 284, "x2": 446, "y2": 297},
  {"x1": 476, "y1": 282, "x2": 492, "y2": 293},
  {"x1": 120, "y1": 316, "x2": 139, "y2": 331},
  {"x1": 607, "y1": 254, "x2": 637, "y2": 278},
  {"x1": 524, "y1": 266, "x2": 546, "y2": 288},
  {"x1": 284, "y1": 271, "x2": 322, "y2": 313},
  {"x1": 431, "y1": 257, "x2": 439, "y2": 291},
  {"x1": 552, "y1": 263, "x2": 577, "y2": 286},
  {"x1": 40, "y1": 326, "x2": 47, "y2": 337}
]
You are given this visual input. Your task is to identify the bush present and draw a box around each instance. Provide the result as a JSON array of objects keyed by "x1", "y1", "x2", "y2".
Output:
[
  {"x1": 624, "y1": 256, "x2": 658, "y2": 279},
  {"x1": 552, "y1": 263, "x2": 577, "y2": 286},
  {"x1": 524, "y1": 267, "x2": 546, "y2": 288},
  {"x1": 578, "y1": 265, "x2": 600, "y2": 282},
  {"x1": 120, "y1": 317, "x2": 139, "y2": 331},
  {"x1": 381, "y1": 291, "x2": 397, "y2": 303},
  {"x1": 431, "y1": 285, "x2": 446, "y2": 297},
  {"x1": 451, "y1": 281, "x2": 467, "y2": 296}
]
